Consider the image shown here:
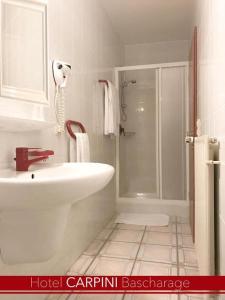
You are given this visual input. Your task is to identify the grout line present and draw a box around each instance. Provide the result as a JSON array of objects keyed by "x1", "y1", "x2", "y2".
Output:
[
  {"x1": 83, "y1": 226, "x2": 118, "y2": 274},
  {"x1": 65, "y1": 217, "x2": 192, "y2": 300},
  {"x1": 65, "y1": 225, "x2": 118, "y2": 300},
  {"x1": 175, "y1": 217, "x2": 180, "y2": 276},
  {"x1": 129, "y1": 226, "x2": 147, "y2": 274},
  {"x1": 96, "y1": 255, "x2": 178, "y2": 266},
  {"x1": 100, "y1": 240, "x2": 141, "y2": 246},
  {"x1": 121, "y1": 225, "x2": 147, "y2": 300},
  {"x1": 105, "y1": 239, "x2": 144, "y2": 245},
  {"x1": 141, "y1": 242, "x2": 177, "y2": 247},
  {"x1": 176, "y1": 217, "x2": 182, "y2": 300}
]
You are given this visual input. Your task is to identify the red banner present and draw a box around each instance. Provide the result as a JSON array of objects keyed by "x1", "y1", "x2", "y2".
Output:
[{"x1": 0, "y1": 276, "x2": 223, "y2": 294}]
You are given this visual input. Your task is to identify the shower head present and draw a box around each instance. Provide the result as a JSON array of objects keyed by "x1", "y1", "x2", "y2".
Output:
[{"x1": 121, "y1": 80, "x2": 137, "y2": 88}]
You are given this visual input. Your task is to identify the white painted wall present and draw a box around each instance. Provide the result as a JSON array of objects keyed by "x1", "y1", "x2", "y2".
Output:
[
  {"x1": 194, "y1": 0, "x2": 225, "y2": 277},
  {"x1": 0, "y1": 0, "x2": 122, "y2": 290},
  {"x1": 124, "y1": 40, "x2": 190, "y2": 66}
]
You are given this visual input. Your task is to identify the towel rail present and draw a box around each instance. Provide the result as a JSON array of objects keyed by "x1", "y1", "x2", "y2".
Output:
[
  {"x1": 98, "y1": 79, "x2": 109, "y2": 87},
  {"x1": 66, "y1": 120, "x2": 86, "y2": 140}
]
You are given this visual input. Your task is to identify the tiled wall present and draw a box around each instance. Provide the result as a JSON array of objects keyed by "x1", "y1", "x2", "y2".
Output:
[
  {"x1": 0, "y1": 0, "x2": 122, "y2": 284},
  {"x1": 194, "y1": 0, "x2": 225, "y2": 276},
  {"x1": 124, "y1": 40, "x2": 190, "y2": 66}
]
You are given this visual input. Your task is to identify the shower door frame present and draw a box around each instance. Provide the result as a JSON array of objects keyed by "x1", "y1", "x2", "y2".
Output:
[{"x1": 115, "y1": 61, "x2": 189, "y2": 203}]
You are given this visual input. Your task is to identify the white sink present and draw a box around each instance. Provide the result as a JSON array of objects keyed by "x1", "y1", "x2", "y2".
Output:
[
  {"x1": 0, "y1": 163, "x2": 114, "y2": 264},
  {"x1": 0, "y1": 163, "x2": 114, "y2": 209}
]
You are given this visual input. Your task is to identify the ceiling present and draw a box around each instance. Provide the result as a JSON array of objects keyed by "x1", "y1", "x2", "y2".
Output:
[{"x1": 100, "y1": 0, "x2": 194, "y2": 44}]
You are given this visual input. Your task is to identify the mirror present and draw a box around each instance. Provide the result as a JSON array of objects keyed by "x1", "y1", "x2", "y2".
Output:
[{"x1": 0, "y1": 0, "x2": 48, "y2": 103}]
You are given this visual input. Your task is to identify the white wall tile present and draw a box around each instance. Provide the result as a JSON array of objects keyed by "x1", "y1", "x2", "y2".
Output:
[
  {"x1": 195, "y1": 0, "x2": 225, "y2": 275},
  {"x1": 0, "y1": 0, "x2": 123, "y2": 279}
]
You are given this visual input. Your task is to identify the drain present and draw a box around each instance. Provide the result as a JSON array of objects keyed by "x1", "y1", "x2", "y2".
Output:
[{"x1": 31, "y1": 174, "x2": 35, "y2": 179}]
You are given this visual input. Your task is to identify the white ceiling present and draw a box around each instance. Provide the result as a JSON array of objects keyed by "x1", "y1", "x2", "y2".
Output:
[{"x1": 100, "y1": 0, "x2": 194, "y2": 44}]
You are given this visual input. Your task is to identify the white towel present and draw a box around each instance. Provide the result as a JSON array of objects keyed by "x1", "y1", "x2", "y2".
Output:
[
  {"x1": 104, "y1": 81, "x2": 120, "y2": 136},
  {"x1": 69, "y1": 133, "x2": 90, "y2": 162}
]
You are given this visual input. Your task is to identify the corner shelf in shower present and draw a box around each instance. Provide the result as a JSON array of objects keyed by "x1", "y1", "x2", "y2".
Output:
[{"x1": 122, "y1": 131, "x2": 136, "y2": 137}]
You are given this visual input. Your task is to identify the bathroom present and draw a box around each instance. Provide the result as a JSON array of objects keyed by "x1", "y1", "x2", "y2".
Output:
[{"x1": 0, "y1": 0, "x2": 224, "y2": 299}]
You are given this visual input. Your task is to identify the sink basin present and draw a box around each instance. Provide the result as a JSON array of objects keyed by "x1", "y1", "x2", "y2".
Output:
[
  {"x1": 0, "y1": 163, "x2": 114, "y2": 264},
  {"x1": 0, "y1": 163, "x2": 114, "y2": 209}
]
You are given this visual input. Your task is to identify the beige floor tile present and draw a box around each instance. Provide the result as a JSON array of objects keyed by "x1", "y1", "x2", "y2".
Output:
[
  {"x1": 68, "y1": 293, "x2": 123, "y2": 300},
  {"x1": 100, "y1": 241, "x2": 139, "y2": 259},
  {"x1": 124, "y1": 294, "x2": 178, "y2": 300},
  {"x1": 117, "y1": 223, "x2": 145, "y2": 231},
  {"x1": 67, "y1": 255, "x2": 94, "y2": 275},
  {"x1": 170, "y1": 216, "x2": 177, "y2": 223},
  {"x1": 179, "y1": 266, "x2": 200, "y2": 275},
  {"x1": 106, "y1": 218, "x2": 117, "y2": 229},
  {"x1": 180, "y1": 296, "x2": 204, "y2": 300},
  {"x1": 96, "y1": 228, "x2": 113, "y2": 240},
  {"x1": 110, "y1": 229, "x2": 144, "y2": 243},
  {"x1": 178, "y1": 248, "x2": 198, "y2": 267},
  {"x1": 137, "y1": 244, "x2": 177, "y2": 264},
  {"x1": 83, "y1": 239, "x2": 105, "y2": 256},
  {"x1": 46, "y1": 294, "x2": 63, "y2": 300},
  {"x1": 132, "y1": 260, "x2": 177, "y2": 275},
  {"x1": 86, "y1": 256, "x2": 134, "y2": 275},
  {"x1": 176, "y1": 224, "x2": 182, "y2": 234},
  {"x1": 177, "y1": 217, "x2": 189, "y2": 224},
  {"x1": 177, "y1": 235, "x2": 194, "y2": 248},
  {"x1": 143, "y1": 231, "x2": 176, "y2": 246},
  {"x1": 146, "y1": 224, "x2": 176, "y2": 233},
  {"x1": 180, "y1": 223, "x2": 192, "y2": 235}
]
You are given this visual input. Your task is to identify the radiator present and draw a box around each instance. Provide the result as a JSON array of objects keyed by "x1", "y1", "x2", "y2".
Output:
[{"x1": 194, "y1": 135, "x2": 218, "y2": 275}]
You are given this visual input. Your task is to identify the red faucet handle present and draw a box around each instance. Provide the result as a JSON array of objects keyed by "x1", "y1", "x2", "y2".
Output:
[
  {"x1": 16, "y1": 147, "x2": 41, "y2": 154},
  {"x1": 29, "y1": 150, "x2": 54, "y2": 156}
]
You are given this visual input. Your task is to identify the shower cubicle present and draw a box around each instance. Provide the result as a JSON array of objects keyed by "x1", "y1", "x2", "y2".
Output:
[{"x1": 115, "y1": 62, "x2": 188, "y2": 212}]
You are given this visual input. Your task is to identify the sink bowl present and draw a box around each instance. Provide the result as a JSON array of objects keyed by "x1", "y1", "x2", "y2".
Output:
[
  {"x1": 0, "y1": 163, "x2": 114, "y2": 264},
  {"x1": 0, "y1": 163, "x2": 114, "y2": 209}
]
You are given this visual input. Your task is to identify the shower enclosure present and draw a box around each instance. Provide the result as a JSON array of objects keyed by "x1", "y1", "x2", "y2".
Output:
[{"x1": 115, "y1": 62, "x2": 188, "y2": 206}]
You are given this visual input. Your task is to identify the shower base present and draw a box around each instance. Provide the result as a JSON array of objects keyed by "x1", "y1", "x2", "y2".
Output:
[
  {"x1": 121, "y1": 192, "x2": 158, "y2": 198},
  {"x1": 117, "y1": 196, "x2": 189, "y2": 218},
  {"x1": 115, "y1": 212, "x2": 169, "y2": 226}
]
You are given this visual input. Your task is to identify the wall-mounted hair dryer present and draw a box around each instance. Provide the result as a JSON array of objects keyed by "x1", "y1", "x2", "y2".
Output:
[
  {"x1": 52, "y1": 60, "x2": 71, "y2": 88},
  {"x1": 52, "y1": 60, "x2": 72, "y2": 133}
]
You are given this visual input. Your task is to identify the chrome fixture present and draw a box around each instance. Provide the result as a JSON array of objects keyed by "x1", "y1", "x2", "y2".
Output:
[
  {"x1": 120, "y1": 80, "x2": 137, "y2": 122},
  {"x1": 121, "y1": 80, "x2": 137, "y2": 88}
]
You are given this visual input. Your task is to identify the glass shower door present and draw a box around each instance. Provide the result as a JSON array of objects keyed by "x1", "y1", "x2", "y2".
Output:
[
  {"x1": 161, "y1": 67, "x2": 186, "y2": 200},
  {"x1": 119, "y1": 68, "x2": 159, "y2": 198}
]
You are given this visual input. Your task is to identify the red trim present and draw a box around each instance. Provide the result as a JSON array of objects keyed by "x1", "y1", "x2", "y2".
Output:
[
  {"x1": 0, "y1": 276, "x2": 224, "y2": 293},
  {"x1": 66, "y1": 120, "x2": 86, "y2": 140},
  {"x1": 0, "y1": 292, "x2": 224, "y2": 295}
]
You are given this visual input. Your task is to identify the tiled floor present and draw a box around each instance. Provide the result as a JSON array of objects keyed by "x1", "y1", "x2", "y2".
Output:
[{"x1": 52, "y1": 216, "x2": 215, "y2": 300}]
